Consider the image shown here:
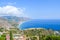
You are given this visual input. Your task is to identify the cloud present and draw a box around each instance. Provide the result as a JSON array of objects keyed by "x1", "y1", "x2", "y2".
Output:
[{"x1": 0, "y1": 5, "x2": 24, "y2": 17}]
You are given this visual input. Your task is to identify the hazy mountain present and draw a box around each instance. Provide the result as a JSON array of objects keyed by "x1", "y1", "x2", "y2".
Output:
[{"x1": 0, "y1": 16, "x2": 29, "y2": 30}]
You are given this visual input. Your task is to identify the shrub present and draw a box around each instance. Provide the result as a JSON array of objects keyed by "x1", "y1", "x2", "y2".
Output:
[{"x1": 0, "y1": 37, "x2": 6, "y2": 40}]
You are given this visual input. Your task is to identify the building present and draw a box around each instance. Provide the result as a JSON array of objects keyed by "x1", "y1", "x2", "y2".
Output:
[{"x1": 13, "y1": 34, "x2": 26, "y2": 40}]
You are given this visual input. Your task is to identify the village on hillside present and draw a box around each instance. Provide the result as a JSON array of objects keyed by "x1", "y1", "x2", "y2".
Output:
[
  {"x1": 0, "y1": 16, "x2": 60, "y2": 40},
  {"x1": 0, "y1": 26, "x2": 60, "y2": 40}
]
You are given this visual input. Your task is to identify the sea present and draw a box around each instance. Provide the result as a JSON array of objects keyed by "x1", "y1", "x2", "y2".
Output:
[{"x1": 19, "y1": 19, "x2": 60, "y2": 31}]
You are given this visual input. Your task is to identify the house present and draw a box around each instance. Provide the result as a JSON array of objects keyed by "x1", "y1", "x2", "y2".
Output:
[
  {"x1": 6, "y1": 34, "x2": 10, "y2": 40},
  {"x1": 13, "y1": 34, "x2": 26, "y2": 40}
]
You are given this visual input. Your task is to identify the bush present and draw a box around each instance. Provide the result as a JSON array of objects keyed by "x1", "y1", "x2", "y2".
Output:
[
  {"x1": 0, "y1": 37, "x2": 6, "y2": 40},
  {"x1": 1, "y1": 34, "x2": 6, "y2": 37},
  {"x1": 44, "y1": 35, "x2": 60, "y2": 40}
]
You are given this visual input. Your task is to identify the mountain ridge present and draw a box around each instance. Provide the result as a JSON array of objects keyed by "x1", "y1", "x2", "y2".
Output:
[{"x1": 0, "y1": 16, "x2": 29, "y2": 30}]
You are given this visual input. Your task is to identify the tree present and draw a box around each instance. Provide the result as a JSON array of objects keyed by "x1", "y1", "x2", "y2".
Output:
[
  {"x1": 0, "y1": 34, "x2": 6, "y2": 40},
  {"x1": 10, "y1": 31, "x2": 13, "y2": 40},
  {"x1": 44, "y1": 35, "x2": 60, "y2": 40}
]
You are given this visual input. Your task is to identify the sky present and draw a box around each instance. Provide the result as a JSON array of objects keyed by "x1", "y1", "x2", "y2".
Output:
[{"x1": 0, "y1": 0, "x2": 60, "y2": 19}]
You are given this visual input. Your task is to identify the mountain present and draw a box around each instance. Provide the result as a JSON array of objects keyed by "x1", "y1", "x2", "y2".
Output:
[
  {"x1": 0, "y1": 16, "x2": 29, "y2": 30},
  {"x1": 2, "y1": 16, "x2": 29, "y2": 22},
  {"x1": 0, "y1": 17, "x2": 12, "y2": 29}
]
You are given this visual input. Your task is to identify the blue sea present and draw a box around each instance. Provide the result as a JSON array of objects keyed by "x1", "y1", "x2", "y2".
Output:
[{"x1": 19, "y1": 19, "x2": 60, "y2": 31}]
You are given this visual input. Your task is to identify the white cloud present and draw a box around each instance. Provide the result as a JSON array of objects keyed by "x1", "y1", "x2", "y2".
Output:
[{"x1": 0, "y1": 5, "x2": 24, "y2": 17}]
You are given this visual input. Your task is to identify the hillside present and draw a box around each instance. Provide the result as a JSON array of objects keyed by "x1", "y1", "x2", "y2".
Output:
[
  {"x1": 0, "y1": 17, "x2": 12, "y2": 29},
  {"x1": 22, "y1": 28, "x2": 60, "y2": 40},
  {"x1": 0, "y1": 16, "x2": 29, "y2": 30}
]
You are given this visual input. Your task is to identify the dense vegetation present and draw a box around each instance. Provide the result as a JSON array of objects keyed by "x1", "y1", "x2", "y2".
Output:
[
  {"x1": 44, "y1": 35, "x2": 60, "y2": 40},
  {"x1": 22, "y1": 28, "x2": 60, "y2": 40},
  {"x1": 0, "y1": 34, "x2": 6, "y2": 40}
]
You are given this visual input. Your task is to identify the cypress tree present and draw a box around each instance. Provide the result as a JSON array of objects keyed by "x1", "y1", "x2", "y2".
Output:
[{"x1": 10, "y1": 31, "x2": 13, "y2": 40}]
